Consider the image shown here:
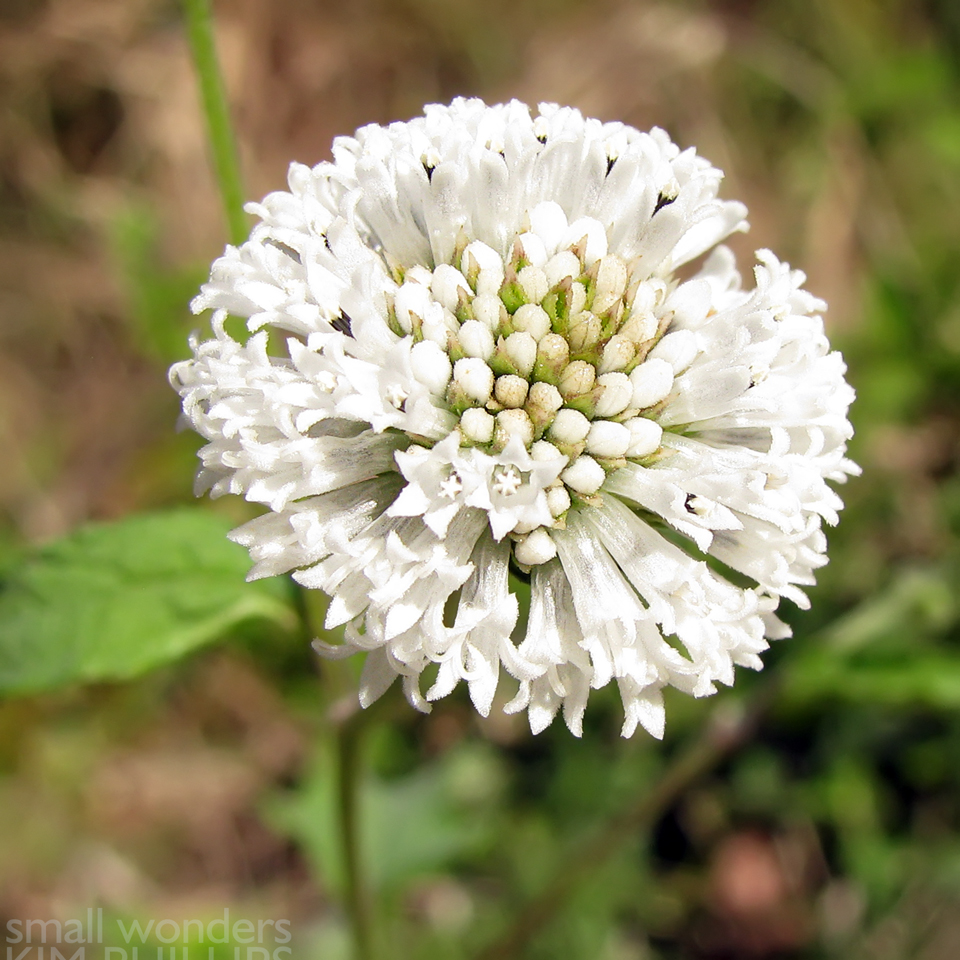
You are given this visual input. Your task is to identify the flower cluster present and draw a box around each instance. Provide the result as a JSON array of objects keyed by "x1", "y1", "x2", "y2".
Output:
[{"x1": 171, "y1": 99, "x2": 858, "y2": 737}]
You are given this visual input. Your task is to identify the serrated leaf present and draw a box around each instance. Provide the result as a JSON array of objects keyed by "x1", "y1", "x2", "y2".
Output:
[{"x1": 0, "y1": 508, "x2": 296, "y2": 695}]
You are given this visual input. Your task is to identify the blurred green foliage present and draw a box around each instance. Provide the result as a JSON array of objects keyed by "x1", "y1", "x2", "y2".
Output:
[
  {"x1": 109, "y1": 204, "x2": 210, "y2": 365},
  {"x1": 264, "y1": 734, "x2": 500, "y2": 896}
]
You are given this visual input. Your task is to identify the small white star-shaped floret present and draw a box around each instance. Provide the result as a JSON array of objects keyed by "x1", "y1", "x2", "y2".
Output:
[
  {"x1": 315, "y1": 371, "x2": 337, "y2": 392},
  {"x1": 389, "y1": 433, "x2": 483, "y2": 537},
  {"x1": 493, "y1": 465, "x2": 522, "y2": 497},
  {"x1": 466, "y1": 435, "x2": 568, "y2": 540},
  {"x1": 385, "y1": 383, "x2": 409, "y2": 409},
  {"x1": 438, "y1": 471, "x2": 463, "y2": 499}
]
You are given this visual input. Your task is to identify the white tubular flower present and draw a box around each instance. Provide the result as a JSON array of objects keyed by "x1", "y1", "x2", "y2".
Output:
[{"x1": 171, "y1": 98, "x2": 858, "y2": 738}]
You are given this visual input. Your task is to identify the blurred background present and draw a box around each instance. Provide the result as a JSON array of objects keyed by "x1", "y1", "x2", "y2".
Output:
[{"x1": 3, "y1": 0, "x2": 960, "y2": 956}]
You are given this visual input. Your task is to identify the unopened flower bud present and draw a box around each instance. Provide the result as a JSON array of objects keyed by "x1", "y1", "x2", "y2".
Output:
[
  {"x1": 631, "y1": 278, "x2": 667, "y2": 314},
  {"x1": 460, "y1": 406, "x2": 495, "y2": 443},
  {"x1": 531, "y1": 439, "x2": 563, "y2": 461},
  {"x1": 623, "y1": 417, "x2": 663, "y2": 457},
  {"x1": 393, "y1": 282, "x2": 430, "y2": 334},
  {"x1": 518, "y1": 265, "x2": 549, "y2": 304},
  {"x1": 431, "y1": 264, "x2": 470, "y2": 312},
  {"x1": 546, "y1": 485, "x2": 571, "y2": 517},
  {"x1": 629, "y1": 358, "x2": 674, "y2": 408},
  {"x1": 463, "y1": 241, "x2": 504, "y2": 297},
  {"x1": 559, "y1": 360, "x2": 596, "y2": 399},
  {"x1": 517, "y1": 232, "x2": 548, "y2": 267},
  {"x1": 619, "y1": 311, "x2": 659, "y2": 343},
  {"x1": 514, "y1": 527, "x2": 557, "y2": 565},
  {"x1": 459, "y1": 319, "x2": 495, "y2": 359},
  {"x1": 594, "y1": 372, "x2": 633, "y2": 417},
  {"x1": 503, "y1": 331, "x2": 537, "y2": 376},
  {"x1": 461, "y1": 250, "x2": 481, "y2": 289},
  {"x1": 561, "y1": 455, "x2": 606, "y2": 494},
  {"x1": 548, "y1": 408, "x2": 591, "y2": 444},
  {"x1": 564, "y1": 218, "x2": 607, "y2": 266},
  {"x1": 598, "y1": 335, "x2": 635, "y2": 374},
  {"x1": 512, "y1": 303, "x2": 551, "y2": 340},
  {"x1": 512, "y1": 518, "x2": 543, "y2": 536},
  {"x1": 593, "y1": 255, "x2": 628, "y2": 314},
  {"x1": 473, "y1": 294, "x2": 506, "y2": 330},
  {"x1": 454, "y1": 357, "x2": 494, "y2": 404},
  {"x1": 421, "y1": 313, "x2": 452, "y2": 346},
  {"x1": 544, "y1": 251, "x2": 581, "y2": 288},
  {"x1": 534, "y1": 333, "x2": 569, "y2": 382},
  {"x1": 586, "y1": 420, "x2": 631, "y2": 458},
  {"x1": 444, "y1": 306, "x2": 461, "y2": 331},
  {"x1": 494, "y1": 374, "x2": 529, "y2": 408},
  {"x1": 494, "y1": 409, "x2": 534, "y2": 450},
  {"x1": 405, "y1": 265, "x2": 433, "y2": 286},
  {"x1": 569, "y1": 281, "x2": 588, "y2": 316},
  {"x1": 526, "y1": 381, "x2": 563, "y2": 417},
  {"x1": 568, "y1": 312, "x2": 602, "y2": 353}
]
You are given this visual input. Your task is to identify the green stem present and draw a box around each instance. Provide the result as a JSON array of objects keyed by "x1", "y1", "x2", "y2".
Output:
[
  {"x1": 338, "y1": 715, "x2": 375, "y2": 960},
  {"x1": 300, "y1": 587, "x2": 377, "y2": 960},
  {"x1": 182, "y1": 0, "x2": 248, "y2": 246}
]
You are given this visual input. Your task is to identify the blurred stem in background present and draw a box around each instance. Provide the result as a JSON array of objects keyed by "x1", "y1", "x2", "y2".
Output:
[
  {"x1": 183, "y1": 0, "x2": 249, "y2": 246},
  {"x1": 298, "y1": 584, "x2": 380, "y2": 959},
  {"x1": 335, "y1": 699, "x2": 377, "y2": 960},
  {"x1": 181, "y1": 2, "x2": 376, "y2": 957}
]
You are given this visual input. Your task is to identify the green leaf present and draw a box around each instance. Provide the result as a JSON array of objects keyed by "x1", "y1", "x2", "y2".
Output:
[{"x1": 0, "y1": 508, "x2": 296, "y2": 695}]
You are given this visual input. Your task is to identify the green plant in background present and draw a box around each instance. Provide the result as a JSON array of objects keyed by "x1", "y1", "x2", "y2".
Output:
[
  {"x1": 4, "y1": 1, "x2": 960, "y2": 959},
  {"x1": 0, "y1": 508, "x2": 294, "y2": 695}
]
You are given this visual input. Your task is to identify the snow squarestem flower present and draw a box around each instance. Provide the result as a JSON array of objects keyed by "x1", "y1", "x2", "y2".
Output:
[
  {"x1": 178, "y1": 23, "x2": 858, "y2": 946},
  {"x1": 171, "y1": 99, "x2": 858, "y2": 742}
]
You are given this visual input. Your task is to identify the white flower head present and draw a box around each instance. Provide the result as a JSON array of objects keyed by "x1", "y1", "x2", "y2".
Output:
[{"x1": 171, "y1": 99, "x2": 859, "y2": 738}]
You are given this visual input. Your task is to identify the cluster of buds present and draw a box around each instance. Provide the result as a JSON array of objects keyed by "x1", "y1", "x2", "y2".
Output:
[{"x1": 385, "y1": 216, "x2": 701, "y2": 560}]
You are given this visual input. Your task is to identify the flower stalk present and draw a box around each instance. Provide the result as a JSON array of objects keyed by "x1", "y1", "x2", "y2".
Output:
[
  {"x1": 337, "y1": 712, "x2": 376, "y2": 960},
  {"x1": 302, "y1": 588, "x2": 379, "y2": 960},
  {"x1": 182, "y1": 0, "x2": 248, "y2": 246}
]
